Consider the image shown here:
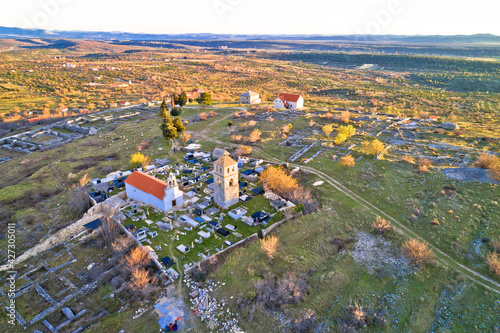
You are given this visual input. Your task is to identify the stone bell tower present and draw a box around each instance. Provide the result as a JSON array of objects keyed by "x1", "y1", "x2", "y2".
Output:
[{"x1": 213, "y1": 151, "x2": 239, "y2": 209}]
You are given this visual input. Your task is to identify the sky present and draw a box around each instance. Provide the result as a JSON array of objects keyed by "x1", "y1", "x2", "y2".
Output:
[{"x1": 1, "y1": 0, "x2": 499, "y2": 36}]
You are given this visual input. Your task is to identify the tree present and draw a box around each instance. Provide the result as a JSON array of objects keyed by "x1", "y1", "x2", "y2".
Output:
[
  {"x1": 261, "y1": 235, "x2": 280, "y2": 259},
  {"x1": 124, "y1": 246, "x2": 150, "y2": 268},
  {"x1": 322, "y1": 124, "x2": 334, "y2": 138},
  {"x1": 339, "y1": 155, "x2": 355, "y2": 169},
  {"x1": 361, "y1": 139, "x2": 385, "y2": 157},
  {"x1": 260, "y1": 167, "x2": 298, "y2": 197},
  {"x1": 129, "y1": 267, "x2": 150, "y2": 290},
  {"x1": 180, "y1": 132, "x2": 191, "y2": 144},
  {"x1": 172, "y1": 117, "x2": 185, "y2": 134},
  {"x1": 178, "y1": 91, "x2": 188, "y2": 107},
  {"x1": 170, "y1": 107, "x2": 182, "y2": 116},
  {"x1": 100, "y1": 205, "x2": 120, "y2": 247},
  {"x1": 130, "y1": 152, "x2": 146, "y2": 168},
  {"x1": 161, "y1": 119, "x2": 178, "y2": 144},
  {"x1": 196, "y1": 92, "x2": 213, "y2": 108},
  {"x1": 159, "y1": 99, "x2": 169, "y2": 119},
  {"x1": 334, "y1": 125, "x2": 356, "y2": 145},
  {"x1": 171, "y1": 92, "x2": 177, "y2": 106}
]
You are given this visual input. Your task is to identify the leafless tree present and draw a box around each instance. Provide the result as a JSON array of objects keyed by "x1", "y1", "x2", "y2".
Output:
[{"x1": 99, "y1": 204, "x2": 120, "y2": 247}]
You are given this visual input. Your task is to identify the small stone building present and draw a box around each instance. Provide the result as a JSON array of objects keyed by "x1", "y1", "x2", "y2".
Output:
[
  {"x1": 239, "y1": 91, "x2": 261, "y2": 104},
  {"x1": 213, "y1": 151, "x2": 239, "y2": 209}
]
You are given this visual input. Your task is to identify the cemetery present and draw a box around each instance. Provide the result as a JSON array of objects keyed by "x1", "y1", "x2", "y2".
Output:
[{"x1": 87, "y1": 147, "x2": 294, "y2": 278}]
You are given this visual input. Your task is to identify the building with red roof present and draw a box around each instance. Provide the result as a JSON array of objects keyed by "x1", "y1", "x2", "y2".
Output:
[
  {"x1": 125, "y1": 171, "x2": 183, "y2": 211},
  {"x1": 273, "y1": 93, "x2": 304, "y2": 109}
]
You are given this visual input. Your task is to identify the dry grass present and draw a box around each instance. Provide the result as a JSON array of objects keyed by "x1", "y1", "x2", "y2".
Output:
[
  {"x1": 492, "y1": 238, "x2": 500, "y2": 253},
  {"x1": 78, "y1": 173, "x2": 91, "y2": 188},
  {"x1": 401, "y1": 239, "x2": 434, "y2": 267},
  {"x1": 473, "y1": 153, "x2": 500, "y2": 169},
  {"x1": 371, "y1": 216, "x2": 392, "y2": 234},
  {"x1": 486, "y1": 252, "x2": 500, "y2": 276},
  {"x1": 418, "y1": 164, "x2": 430, "y2": 173},
  {"x1": 340, "y1": 110, "x2": 350, "y2": 124},
  {"x1": 417, "y1": 158, "x2": 432, "y2": 167},
  {"x1": 399, "y1": 155, "x2": 415, "y2": 164}
]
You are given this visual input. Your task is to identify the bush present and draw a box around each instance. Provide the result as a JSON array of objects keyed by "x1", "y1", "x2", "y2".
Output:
[
  {"x1": 418, "y1": 164, "x2": 430, "y2": 173},
  {"x1": 492, "y1": 238, "x2": 500, "y2": 253},
  {"x1": 338, "y1": 301, "x2": 386, "y2": 332},
  {"x1": 399, "y1": 155, "x2": 415, "y2": 164},
  {"x1": 401, "y1": 239, "x2": 434, "y2": 267},
  {"x1": 270, "y1": 211, "x2": 284, "y2": 223},
  {"x1": 486, "y1": 252, "x2": 500, "y2": 276},
  {"x1": 260, "y1": 235, "x2": 280, "y2": 259},
  {"x1": 371, "y1": 216, "x2": 392, "y2": 234},
  {"x1": 293, "y1": 203, "x2": 305, "y2": 214},
  {"x1": 340, "y1": 111, "x2": 350, "y2": 124},
  {"x1": 361, "y1": 139, "x2": 385, "y2": 157},
  {"x1": 293, "y1": 309, "x2": 316, "y2": 333},
  {"x1": 473, "y1": 153, "x2": 500, "y2": 169},
  {"x1": 417, "y1": 158, "x2": 432, "y2": 173},
  {"x1": 339, "y1": 155, "x2": 355, "y2": 169},
  {"x1": 255, "y1": 273, "x2": 308, "y2": 310},
  {"x1": 129, "y1": 152, "x2": 146, "y2": 169},
  {"x1": 67, "y1": 188, "x2": 91, "y2": 218}
]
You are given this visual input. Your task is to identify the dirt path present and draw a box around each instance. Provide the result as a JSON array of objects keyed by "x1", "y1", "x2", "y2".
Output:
[{"x1": 196, "y1": 133, "x2": 500, "y2": 295}]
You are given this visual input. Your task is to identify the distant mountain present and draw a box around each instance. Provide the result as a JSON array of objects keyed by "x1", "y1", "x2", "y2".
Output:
[{"x1": 1, "y1": 26, "x2": 500, "y2": 45}]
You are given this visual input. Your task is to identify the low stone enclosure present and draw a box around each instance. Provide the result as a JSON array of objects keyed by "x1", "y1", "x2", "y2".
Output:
[
  {"x1": 251, "y1": 107, "x2": 495, "y2": 167},
  {"x1": 184, "y1": 212, "x2": 302, "y2": 276},
  {"x1": 0, "y1": 104, "x2": 156, "y2": 157},
  {"x1": 2, "y1": 191, "x2": 173, "y2": 332}
]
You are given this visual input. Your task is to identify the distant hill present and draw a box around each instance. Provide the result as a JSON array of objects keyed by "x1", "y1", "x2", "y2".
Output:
[{"x1": 1, "y1": 26, "x2": 500, "y2": 45}]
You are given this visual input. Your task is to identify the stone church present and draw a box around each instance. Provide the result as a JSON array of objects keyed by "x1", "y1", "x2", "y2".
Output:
[
  {"x1": 213, "y1": 151, "x2": 239, "y2": 209},
  {"x1": 125, "y1": 171, "x2": 183, "y2": 212}
]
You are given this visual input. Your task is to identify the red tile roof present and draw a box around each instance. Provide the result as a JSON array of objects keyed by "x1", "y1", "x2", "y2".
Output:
[
  {"x1": 278, "y1": 93, "x2": 302, "y2": 102},
  {"x1": 125, "y1": 171, "x2": 167, "y2": 200}
]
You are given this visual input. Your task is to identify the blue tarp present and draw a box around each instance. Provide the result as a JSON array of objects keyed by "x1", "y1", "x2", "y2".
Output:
[
  {"x1": 188, "y1": 159, "x2": 199, "y2": 164},
  {"x1": 239, "y1": 182, "x2": 246, "y2": 188},
  {"x1": 252, "y1": 187, "x2": 264, "y2": 195},
  {"x1": 83, "y1": 218, "x2": 102, "y2": 230},
  {"x1": 241, "y1": 169, "x2": 256, "y2": 176},
  {"x1": 205, "y1": 178, "x2": 214, "y2": 184},
  {"x1": 194, "y1": 216, "x2": 204, "y2": 223},
  {"x1": 161, "y1": 256, "x2": 175, "y2": 267}
]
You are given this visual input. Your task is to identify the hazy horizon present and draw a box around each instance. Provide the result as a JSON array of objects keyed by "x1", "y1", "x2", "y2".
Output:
[{"x1": 1, "y1": 0, "x2": 499, "y2": 36}]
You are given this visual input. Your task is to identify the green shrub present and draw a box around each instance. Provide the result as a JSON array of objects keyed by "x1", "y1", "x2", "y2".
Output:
[{"x1": 293, "y1": 204, "x2": 305, "y2": 214}]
